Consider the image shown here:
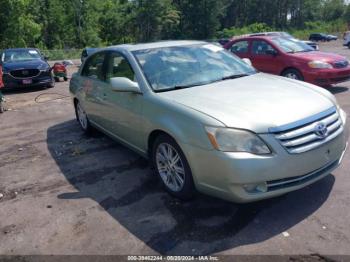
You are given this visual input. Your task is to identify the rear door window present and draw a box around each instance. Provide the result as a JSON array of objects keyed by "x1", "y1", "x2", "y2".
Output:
[
  {"x1": 81, "y1": 52, "x2": 106, "y2": 81},
  {"x1": 230, "y1": 41, "x2": 249, "y2": 54},
  {"x1": 252, "y1": 40, "x2": 276, "y2": 55}
]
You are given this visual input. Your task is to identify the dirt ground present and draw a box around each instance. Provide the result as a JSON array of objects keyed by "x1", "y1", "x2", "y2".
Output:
[{"x1": 1, "y1": 40, "x2": 350, "y2": 257}]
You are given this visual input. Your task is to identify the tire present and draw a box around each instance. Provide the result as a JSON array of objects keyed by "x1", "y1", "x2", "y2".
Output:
[
  {"x1": 75, "y1": 101, "x2": 93, "y2": 134},
  {"x1": 54, "y1": 77, "x2": 60, "y2": 82},
  {"x1": 0, "y1": 101, "x2": 4, "y2": 113},
  {"x1": 47, "y1": 79, "x2": 55, "y2": 88},
  {"x1": 152, "y1": 134, "x2": 195, "y2": 200},
  {"x1": 282, "y1": 68, "x2": 304, "y2": 81},
  {"x1": 64, "y1": 77, "x2": 68, "y2": 81}
]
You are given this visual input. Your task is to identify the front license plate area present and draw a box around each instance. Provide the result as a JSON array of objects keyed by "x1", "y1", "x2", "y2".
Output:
[{"x1": 22, "y1": 79, "x2": 32, "y2": 85}]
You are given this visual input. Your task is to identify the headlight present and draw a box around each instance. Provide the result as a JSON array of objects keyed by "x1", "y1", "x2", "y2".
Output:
[
  {"x1": 38, "y1": 64, "x2": 50, "y2": 71},
  {"x1": 205, "y1": 127, "x2": 271, "y2": 154},
  {"x1": 2, "y1": 67, "x2": 9, "y2": 74},
  {"x1": 308, "y1": 61, "x2": 333, "y2": 69}
]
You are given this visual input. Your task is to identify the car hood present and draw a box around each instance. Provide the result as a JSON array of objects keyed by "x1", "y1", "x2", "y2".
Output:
[
  {"x1": 2, "y1": 59, "x2": 49, "y2": 71},
  {"x1": 158, "y1": 73, "x2": 334, "y2": 133},
  {"x1": 291, "y1": 51, "x2": 345, "y2": 63}
]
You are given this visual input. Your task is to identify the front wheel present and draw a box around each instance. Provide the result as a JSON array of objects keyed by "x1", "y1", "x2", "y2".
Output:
[
  {"x1": 152, "y1": 135, "x2": 195, "y2": 200},
  {"x1": 282, "y1": 68, "x2": 304, "y2": 81}
]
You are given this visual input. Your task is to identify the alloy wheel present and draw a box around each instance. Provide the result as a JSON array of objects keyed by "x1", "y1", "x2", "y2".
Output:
[
  {"x1": 156, "y1": 143, "x2": 186, "y2": 192},
  {"x1": 285, "y1": 72, "x2": 299, "y2": 79}
]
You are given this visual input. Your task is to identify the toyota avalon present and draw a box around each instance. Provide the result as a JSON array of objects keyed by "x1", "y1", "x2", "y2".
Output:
[{"x1": 70, "y1": 41, "x2": 348, "y2": 203}]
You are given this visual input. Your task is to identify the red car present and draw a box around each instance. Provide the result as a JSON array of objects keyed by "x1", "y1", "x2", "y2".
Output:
[{"x1": 224, "y1": 36, "x2": 350, "y2": 86}]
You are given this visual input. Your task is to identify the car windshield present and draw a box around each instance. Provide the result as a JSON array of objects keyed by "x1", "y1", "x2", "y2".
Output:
[
  {"x1": 271, "y1": 37, "x2": 313, "y2": 53},
  {"x1": 2, "y1": 49, "x2": 42, "y2": 62},
  {"x1": 132, "y1": 44, "x2": 257, "y2": 92}
]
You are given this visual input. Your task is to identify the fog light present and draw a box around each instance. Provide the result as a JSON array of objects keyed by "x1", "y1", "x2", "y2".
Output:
[
  {"x1": 256, "y1": 183, "x2": 268, "y2": 193},
  {"x1": 243, "y1": 182, "x2": 268, "y2": 193}
]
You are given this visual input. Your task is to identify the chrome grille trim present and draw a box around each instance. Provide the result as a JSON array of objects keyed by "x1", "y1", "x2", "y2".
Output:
[
  {"x1": 270, "y1": 106, "x2": 344, "y2": 154},
  {"x1": 9, "y1": 69, "x2": 41, "y2": 79}
]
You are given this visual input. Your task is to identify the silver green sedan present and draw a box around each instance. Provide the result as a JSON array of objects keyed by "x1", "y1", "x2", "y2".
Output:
[{"x1": 70, "y1": 41, "x2": 349, "y2": 203}]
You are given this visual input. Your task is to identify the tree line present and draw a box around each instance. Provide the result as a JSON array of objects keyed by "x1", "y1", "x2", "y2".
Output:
[{"x1": 0, "y1": 0, "x2": 350, "y2": 50}]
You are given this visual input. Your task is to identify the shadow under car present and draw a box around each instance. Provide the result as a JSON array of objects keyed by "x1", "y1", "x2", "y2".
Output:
[{"x1": 47, "y1": 119, "x2": 335, "y2": 255}]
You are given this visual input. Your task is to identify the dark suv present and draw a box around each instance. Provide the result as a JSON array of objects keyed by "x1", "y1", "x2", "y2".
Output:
[
  {"x1": 309, "y1": 33, "x2": 330, "y2": 42},
  {"x1": 0, "y1": 48, "x2": 54, "y2": 89}
]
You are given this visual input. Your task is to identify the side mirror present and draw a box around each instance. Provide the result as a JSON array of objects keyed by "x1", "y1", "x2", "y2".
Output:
[
  {"x1": 242, "y1": 58, "x2": 252, "y2": 66},
  {"x1": 110, "y1": 77, "x2": 141, "y2": 94},
  {"x1": 265, "y1": 49, "x2": 278, "y2": 56}
]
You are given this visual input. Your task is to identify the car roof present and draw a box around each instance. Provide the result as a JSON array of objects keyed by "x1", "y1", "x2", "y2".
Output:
[
  {"x1": 249, "y1": 31, "x2": 284, "y2": 36},
  {"x1": 3, "y1": 48, "x2": 39, "y2": 51},
  {"x1": 107, "y1": 40, "x2": 206, "y2": 52},
  {"x1": 232, "y1": 35, "x2": 275, "y2": 41}
]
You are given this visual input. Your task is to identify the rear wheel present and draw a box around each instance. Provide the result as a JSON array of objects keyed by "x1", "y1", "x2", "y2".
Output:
[
  {"x1": 75, "y1": 101, "x2": 92, "y2": 134},
  {"x1": 152, "y1": 134, "x2": 195, "y2": 200},
  {"x1": 64, "y1": 77, "x2": 68, "y2": 81},
  {"x1": 282, "y1": 68, "x2": 304, "y2": 81},
  {"x1": 54, "y1": 77, "x2": 60, "y2": 82}
]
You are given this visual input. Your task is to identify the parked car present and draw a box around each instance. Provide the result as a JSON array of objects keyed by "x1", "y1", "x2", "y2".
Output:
[
  {"x1": 250, "y1": 31, "x2": 319, "y2": 50},
  {"x1": 343, "y1": 31, "x2": 350, "y2": 48},
  {"x1": 70, "y1": 40, "x2": 348, "y2": 203},
  {"x1": 327, "y1": 34, "x2": 338, "y2": 41},
  {"x1": 0, "y1": 48, "x2": 54, "y2": 89},
  {"x1": 309, "y1": 33, "x2": 332, "y2": 42},
  {"x1": 224, "y1": 36, "x2": 350, "y2": 86},
  {"x1": 81, "y1": 47, "x2": 99, "y2": 64}
]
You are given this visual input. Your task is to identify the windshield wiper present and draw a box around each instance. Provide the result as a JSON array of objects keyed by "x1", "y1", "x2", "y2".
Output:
[
  {"x1": 221, "y1": 73, "x2": 249, "y2": 80},
  {"x1": 155, "y1": 82, "x2": 205, "y2": 93}
]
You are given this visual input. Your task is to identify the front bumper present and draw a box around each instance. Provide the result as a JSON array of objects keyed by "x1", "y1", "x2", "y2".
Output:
[
  {"x1": 304, "y1": 67, "x2": 350, "y2": 86},
  {"x1": 2, "y1": 72, "x2": 53, "y2": 89},
  {"x1": 181, "y1": 119, "x2": 349, "y2": 203}
]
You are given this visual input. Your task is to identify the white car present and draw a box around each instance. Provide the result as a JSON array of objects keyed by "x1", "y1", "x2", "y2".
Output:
[{"x1": 344, "y1": 31, "x2": 350, "y2": 48}]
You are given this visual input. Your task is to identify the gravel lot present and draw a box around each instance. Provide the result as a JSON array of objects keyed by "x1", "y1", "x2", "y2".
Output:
[{"x1": 0, "y1": 40, "x2": 350, "y2": 258}]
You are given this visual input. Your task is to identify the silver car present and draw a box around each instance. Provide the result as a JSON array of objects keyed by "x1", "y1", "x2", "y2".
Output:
[{"x1": 70, "y1": 41, "x2": 348, "y2": 203}]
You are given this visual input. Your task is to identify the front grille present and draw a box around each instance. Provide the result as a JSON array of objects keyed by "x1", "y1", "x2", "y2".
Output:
[
  {"x1": 334, "y1": 60, "x2": 349, "y2": 69},
  {"x1": 267, "y1": 159, "x2": 339, "y2": 191},
  {"x1": 10, "y1": 69, "x2": 40, "y2": 79},
  {"x1": 271, "y1": 107, "x2": 343, "y2": 154}
]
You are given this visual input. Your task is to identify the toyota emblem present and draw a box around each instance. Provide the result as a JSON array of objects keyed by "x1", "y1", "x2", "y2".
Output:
[{"x1": 314, "y1": 122, "x2": 328, "y2": 139}]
